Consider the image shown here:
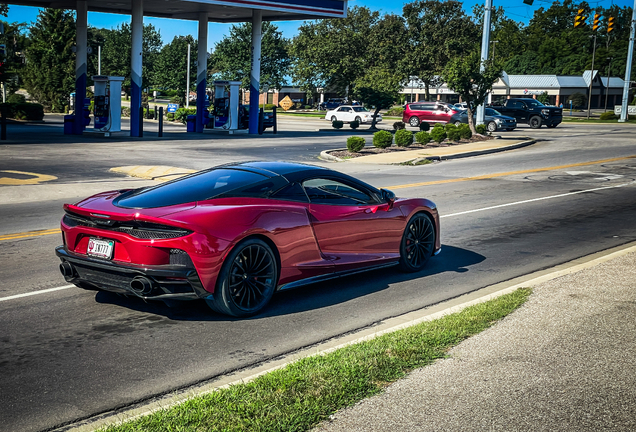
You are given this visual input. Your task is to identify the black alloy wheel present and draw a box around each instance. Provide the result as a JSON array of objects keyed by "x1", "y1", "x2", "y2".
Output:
[
  {"x1": 409, "y1": 116, "x2": 420, "y2": 127},
  {"x1": 399, "y1": 213, "x2": 435, "y2": 272},
  {"x1": 529, "y1": 116, "x2": 542, "y2": 129},
  {"x1": 208, "y1": 238, "x2": 278, "y2": 317}
]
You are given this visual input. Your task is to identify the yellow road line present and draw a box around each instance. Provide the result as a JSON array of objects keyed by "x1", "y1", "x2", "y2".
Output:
[
  {"x1": 3, "y1": 155, "x2": 635, "y2": 242},
  {"x1": 386, "y1": 155, "x2": 636, "y2": 190},
  {"x1": 0, "y1": 229, "x2": 61, "y2": 241}
]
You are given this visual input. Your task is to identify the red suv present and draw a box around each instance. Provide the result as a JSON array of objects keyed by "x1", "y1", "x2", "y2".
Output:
[{"x1": 402, "y1": 102, "x2": 460, "y2": 127}]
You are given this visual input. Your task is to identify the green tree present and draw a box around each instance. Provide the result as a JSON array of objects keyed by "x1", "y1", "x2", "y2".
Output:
[
  {"x1": 154, "y1": 35, "x2": 197, "y2": 106},
  {"x1": 472, "y1": 5, "x2": 524, "y2": 64},
  {"x1": 0, "y1": 20, "x2": 28, "y2": 94},
  {"x1": 210, "y1": 21, "x2": 291, "y2": 91},
  {"x1": 290, "y1": 6, "x2": 380, "y2": 96},
  {"x1": 0, "y1": 5, "x2": 7, "y2": 17},
  {"x1": 443, "y1": 51, "x2": 503, "y2": 135},
  {"x1": 23, "y1": 9, "x2": 76, "y2": 112},
  {"x1": 352, "y1": 67, "x2": 402, "y2": 130},
  {"x1": 402, "y1": 0, "x2": 479, "y2": 101},
  {"x1": 98, "y1": 23, "x2": 162, "y2": 90}
]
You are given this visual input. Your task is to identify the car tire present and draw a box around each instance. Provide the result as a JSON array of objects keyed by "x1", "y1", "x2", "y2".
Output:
[
  {"x1": 331, "y1": 116, "x2": 337, "y2": 122},
  {"x1": 354, "y1": 116, "x2": 361, "y2": 123},
  {"x1": 529, "y1": 116, "x2": 542, "y2": 129},
  {"x1": 206, "y1": 238, "x2": 278, "y2": 317},
  {"x1": 409, "y1": 116, "x2": 420, "y2": 127},
  {"x1": 399, "y1": 213, "x2": 436, "y2": 273},
  {"x1": 487, "y1": 121, "x2": 497, "y2": 132},
  {"x1": 454, "y1": 121, "x2": 462, "y2": 126}
]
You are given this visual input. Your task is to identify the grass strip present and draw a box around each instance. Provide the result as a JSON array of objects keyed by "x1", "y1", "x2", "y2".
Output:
[
  {"x1": 103, "y1": 288, "x2": 531, "y2": 432},
  {"x1": 561, "y1": 117, "x2": 636, "y2": 123}
]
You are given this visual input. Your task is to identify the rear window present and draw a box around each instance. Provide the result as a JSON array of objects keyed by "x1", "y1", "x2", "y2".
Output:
[{"x1": 115, "y1": 169, "x2": 269, "y2": 208}]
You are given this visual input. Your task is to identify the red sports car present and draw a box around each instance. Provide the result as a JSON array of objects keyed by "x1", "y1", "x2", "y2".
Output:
[{"x1": 56, "y1": 162, "x2": 440, "y2": 317}]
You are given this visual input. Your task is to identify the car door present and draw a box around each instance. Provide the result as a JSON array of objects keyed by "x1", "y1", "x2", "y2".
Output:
[
  {"x1": 339, "y1": 106, "x2": 353, "y2": 122},
  {"x1": 509, "y1": 100, "x2": 527, "y2": 122},
  {"x1": 302, "y1": 177, "x2": 405, "y2": 270}
]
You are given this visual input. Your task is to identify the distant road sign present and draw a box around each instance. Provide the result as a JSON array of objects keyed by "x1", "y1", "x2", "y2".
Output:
[{"x1": 167, "y1": 103, "x2": 178, "y2": 113}]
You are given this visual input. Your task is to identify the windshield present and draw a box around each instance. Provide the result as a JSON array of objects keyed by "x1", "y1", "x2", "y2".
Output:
[
  {"x1": 485, "y1": 108, "x2": 502, "y2": 116},
  {"x1": 526, "y1": 100, "x2": 545, "y2": 108},
  {"x1": 352, "y1": 107, "x2": 369, "y2": 112}
]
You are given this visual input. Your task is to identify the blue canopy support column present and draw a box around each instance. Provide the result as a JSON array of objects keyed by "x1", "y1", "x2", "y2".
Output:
[
  {"x1": 130, "y1": 0, "x2": 143, "y2": 137},
  {"x1": 73, "y1": 0, "x2": 87, "y2": 135},
  {"x1": 196, "y1": 12, "x2": 208, "y2": 133},
  {"x1": 248, "y1": 9, "x2": 262, "y2": 134}
]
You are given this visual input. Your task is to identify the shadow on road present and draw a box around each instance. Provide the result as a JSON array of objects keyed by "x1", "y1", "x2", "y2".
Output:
[{"x1": 93, "y1": 244, "x2": 485, "y2": 321}]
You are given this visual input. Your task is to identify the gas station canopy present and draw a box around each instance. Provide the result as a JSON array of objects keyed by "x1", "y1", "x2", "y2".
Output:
[{"x1": 8, "y1": 0, "x2": 347, "y2": 21}]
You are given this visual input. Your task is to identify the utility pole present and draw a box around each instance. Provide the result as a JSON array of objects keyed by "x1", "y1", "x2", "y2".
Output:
[
  {"x1": 586, "y1": 33, "x2": 597, "y2": 119},
  {"x1": 186, "y1": 42, "x2": 191, "y2": 108},
  {"x1": 476, "y1": 0, "x2": 492, "y2": 126},
  {"x1": 604, "y1": 57, "x2": 613, "y2": 112},
  {"x1": 619, "y1": 0, "x2": 636, "y2": 122}
]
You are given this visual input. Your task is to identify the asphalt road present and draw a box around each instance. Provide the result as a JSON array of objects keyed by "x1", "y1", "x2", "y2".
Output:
[{"x1": 1, "y1": 120, "x2": 635, "y2": 432}]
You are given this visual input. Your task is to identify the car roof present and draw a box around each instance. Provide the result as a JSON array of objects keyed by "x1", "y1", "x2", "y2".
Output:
[{"x1": 222, "y1": 161, "x2": 329, "y2": 177}]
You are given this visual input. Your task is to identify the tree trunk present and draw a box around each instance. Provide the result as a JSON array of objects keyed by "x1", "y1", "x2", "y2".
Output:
[
  {"x1": 369, "y1": 107, "x2": 382, "y2": 130},
  {"x1": 466, "y1": 107, "x2": 478, "y2": 135},
  {"x1": 424, "y1": 82, "x2": 430, "y2": 101}
]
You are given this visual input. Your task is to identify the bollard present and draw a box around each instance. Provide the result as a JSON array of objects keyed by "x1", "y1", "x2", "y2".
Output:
[
  {"x1": 139, "y1": 106, "x2": 144, "y2": 137},
  {"x1": 154, "y1": 105, "x2": 157, "y2": 120},
  {"x1": 258, "y1": 108, "x2": 264, "y2": 135},
  {"x1": 272, "y1": 106, "x2": 277, "y2": 134},
  {"x1": 158, "y1": 107, "x2": 163, "y2": 137}
]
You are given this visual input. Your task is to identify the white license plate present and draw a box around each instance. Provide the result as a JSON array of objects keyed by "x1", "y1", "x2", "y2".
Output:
[{"x1": 87, "y1": 238, "x2": 114, "y2": 259}]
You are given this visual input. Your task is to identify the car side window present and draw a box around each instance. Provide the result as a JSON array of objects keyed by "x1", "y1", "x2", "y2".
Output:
[
  {"x1": 303, "y1": 178, "x2": 376, "y2": 205},
  {"x1": 270, "y1": 182, "x2": 309, "y2": 203},
  {"x1": 510, "y1": 101, "x2": 524, "y2": 109}
]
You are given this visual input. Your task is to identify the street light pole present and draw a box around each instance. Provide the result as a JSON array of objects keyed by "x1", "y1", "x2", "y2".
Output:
[
  {"x1": 186, "y1": 42, "x2": 191, "y2": 108},
  {"x1": 618, "y1": 0, "x2": 636, "y2": 122},
  {"x1": 586, "y1": 33, "x2": 597, "y2": 119},
  {"x1": 604, "y1": 57, "x2": 613, "y2": 112}
]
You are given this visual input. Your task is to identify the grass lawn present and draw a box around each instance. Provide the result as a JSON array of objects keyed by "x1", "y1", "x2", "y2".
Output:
[{"x1": 102, "y1": 288, "x2": 531, "y2": 432}]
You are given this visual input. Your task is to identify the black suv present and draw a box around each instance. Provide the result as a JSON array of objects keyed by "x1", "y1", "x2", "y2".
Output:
[{"x1": 490, "y1": 98, "x2": 562, "y2": 129}]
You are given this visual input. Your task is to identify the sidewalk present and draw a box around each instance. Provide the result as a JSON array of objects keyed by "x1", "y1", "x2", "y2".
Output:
[{"x1": 314, "y1": 244, "x2": 636, "y2": 431}]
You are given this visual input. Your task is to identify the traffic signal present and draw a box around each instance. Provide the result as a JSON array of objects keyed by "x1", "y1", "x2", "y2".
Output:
[
  {"x1": 608, "y1": 16, "x2": 615, "y2": 33},
  {"x1": 592, "y1": 13, "x2": 601, "y2": 31},
  {"x1": 574, "y1": 9, "x2": 587, "y2": 28}
]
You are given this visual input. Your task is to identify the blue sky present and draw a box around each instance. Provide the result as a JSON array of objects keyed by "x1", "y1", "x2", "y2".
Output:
[{"x1": 7, "y1": 0, "x2": 635, "y2": 49}]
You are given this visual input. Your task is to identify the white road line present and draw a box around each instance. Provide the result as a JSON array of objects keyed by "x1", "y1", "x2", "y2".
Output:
[
  {"x1": 0, "y1": 285, "x2": 75, "y2": 302},
  {"x1": 441, "y1": 181, "x2": 635, "y2": 219}
]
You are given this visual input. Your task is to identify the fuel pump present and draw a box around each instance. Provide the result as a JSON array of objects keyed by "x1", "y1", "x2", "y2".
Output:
[
  {"x1": 213, "y1": 80, "x2": 241, "y2": 130},
  {"x1": 92, "y1": 75, "x2": 124, "y2": 134}
]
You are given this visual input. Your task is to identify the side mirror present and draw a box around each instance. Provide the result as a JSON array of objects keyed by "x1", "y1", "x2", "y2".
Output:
[{"x1": 380, "y1": 188, "x2": 396, "y2": 210}]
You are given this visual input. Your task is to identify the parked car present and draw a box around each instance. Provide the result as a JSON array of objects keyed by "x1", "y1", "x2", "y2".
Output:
[
  {"x1": 56, "y1": 162, "x2": 440, "y2": 317},
  {"x1": 319, "y1": 98, "x2": 346, "y2": 110},
  {"x1": 489, "y1": 98, "x2": 562, "y2": 128},
  {"x1": 325, "y1": 105, "x2": 382, "y2": 124},
  {"x1": 449, "y1": 108, "x2": 517, "y2": 132},
  {"x1": 402, "y1": 102, "x2": 461, "y2": 127},
  {"x1": 453, "y1": 102, "x2": 469, "y2": 110}
]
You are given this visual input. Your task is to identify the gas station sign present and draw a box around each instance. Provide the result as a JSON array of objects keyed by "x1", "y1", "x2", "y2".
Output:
[{"x1": 167, "y1": 103, "x2": 179, "y2": 113}]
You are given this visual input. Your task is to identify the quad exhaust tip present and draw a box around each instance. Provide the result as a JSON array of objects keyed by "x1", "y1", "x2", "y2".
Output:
[{"x1": 130, "y1": 276, "x2": 154, "y2": 295}]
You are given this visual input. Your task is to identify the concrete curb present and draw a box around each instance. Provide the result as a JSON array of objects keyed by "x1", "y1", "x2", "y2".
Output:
[
  {"x1": 319, "y1": 139, "x2": 536, "y2": 165},
  {"x1": 55, "y1": 240, "x2": 636, "y2": 432},
  {"x1": 109, "y1": 166, "x2": 196, "y2": 182}
]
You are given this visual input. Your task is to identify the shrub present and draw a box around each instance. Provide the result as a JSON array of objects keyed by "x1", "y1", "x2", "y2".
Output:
[
  {"x1": 568, "y1": 92, "x2": 586, "y2": 109},
  {"x1": 395, "y1": 129, "x2": 414, "y2": 147},
  {"x1": 475, "y1": 124, "x2": 487, "y2": 135},
  {"x1": 175, "y1": 107, "x2": 196, "y2": 124},
  {"x1": 144, "y1": 108, "x2": 156, "y2": 119},
  {"x1": 170, "y1": 96, "x2": 181, "y2": 104},
  {"x1": 393, "y1": 121, "x2": 406, "y2": 130},
  {"x1": 385, "y1": 106, "x2": 404, "y2": 117},
  {"x1": 166, "y1": 112, "x2": 175, "y2": 121},
  {"x1": 445, "y1": 122, "x2": 457, "y2": 132},
  {"x1": 121, "y1": 107, "x2": 131, "y2": 117},
  {"x1": 599, "y1": 112, "x2": 618, "y2": 120},
  {"x1": 347, "y1": 136, "x2": 366, "y2": 152},
  {"x1": 0, "y1": 102, "x2": 45, "y2": 120},
  {"x1": 458, "y1": 124, "x2": 472, "y2": 140},
  {"x1": 373, "y1": 130, "x2": 393, "y2": 148},
  {"x1": 265, "y1": 104, "x2": 276, "y2": 111},
  {"x1": 447, "y1": 127, "x2": 462, "y2": 142},
  {"x1": 415, "y1": 131, "x2": 430, "y2": 144},
  {"x1": 332, "y1": 120, "x2": 344, "y2": 129},
  {"x1": 7, "y1": 93, "x2": 26, "y2": 104},
  {"x1": 430, "y1": 124, "x2": 447, "y2": 143},
  {"x1": 349, "y1": 120, "x2": 360, "y2": 129},
  {"x1": 419, "y1": 122, "x2": 430, "y2": 132}
]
